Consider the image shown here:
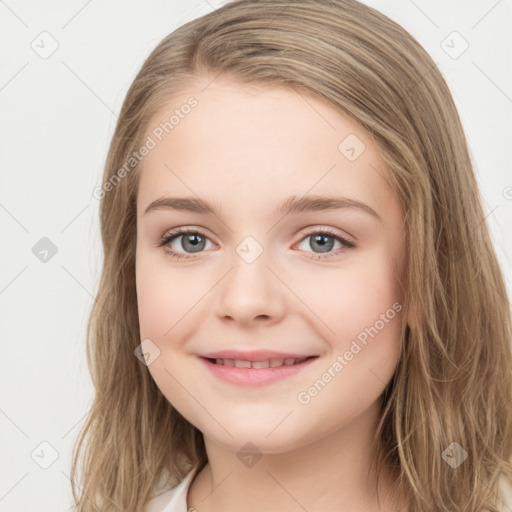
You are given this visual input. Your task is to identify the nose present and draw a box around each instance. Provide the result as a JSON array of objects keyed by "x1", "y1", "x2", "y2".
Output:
[{"x1": 215, "y1": 245, "x2": 286, "y2": 325}]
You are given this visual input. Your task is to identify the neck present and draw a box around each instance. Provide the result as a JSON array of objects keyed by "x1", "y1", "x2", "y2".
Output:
[{"x1": 187, "y1": 400, "x2": 406, "y2": 512}]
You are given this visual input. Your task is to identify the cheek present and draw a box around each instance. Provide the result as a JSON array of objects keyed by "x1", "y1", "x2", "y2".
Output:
[
  {"x1": 298, "y1": 252, "x2": 404, "y2": 392},
  {"x1": 301, "y1": 251, "x2": 404, "y2": 340},
  {"x1": 135, "y1": 255, "x2": 205, "y2": 340},
  {"x1": 135, "y1": 257, "x2": 204, "y2": 417},
  {"x1": 292, "y1": 263, "x2": 403, "y2": 440}
]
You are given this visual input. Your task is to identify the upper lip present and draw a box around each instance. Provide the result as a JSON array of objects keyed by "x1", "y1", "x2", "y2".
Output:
[{"x1": 199, "y1": 350, "x2": 317, "y2": 362}]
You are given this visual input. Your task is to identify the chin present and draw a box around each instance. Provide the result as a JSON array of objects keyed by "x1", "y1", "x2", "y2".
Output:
[{"x1": 198, "y1": 418, "x2": 310, "y2": 456}]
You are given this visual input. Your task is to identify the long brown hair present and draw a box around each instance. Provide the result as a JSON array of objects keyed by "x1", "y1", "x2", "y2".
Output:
[{"x1": 70, "y1": 1, "x2": 512, "y2": 510}]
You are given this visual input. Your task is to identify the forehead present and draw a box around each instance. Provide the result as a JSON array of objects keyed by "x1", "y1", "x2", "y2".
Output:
[{"x1": 136, "y1": 78, "x2": 398, "y2": 222}]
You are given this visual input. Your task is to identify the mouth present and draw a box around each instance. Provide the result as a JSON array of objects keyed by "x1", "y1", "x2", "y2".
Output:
[
  {"x1": 202, "y1": 355, "x2": 317, "y2": 368},
  {"x1": 198, "y1": 355, "x2": 319, "y2": 386}
]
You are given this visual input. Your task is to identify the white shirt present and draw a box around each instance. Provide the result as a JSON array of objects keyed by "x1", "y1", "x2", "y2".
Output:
[
  {"x1": 145, "y1": 466, "x2": 512, "y2": 511},
  {"x1": 145, "y1": 468, "x2": 197, "y2": 512}
]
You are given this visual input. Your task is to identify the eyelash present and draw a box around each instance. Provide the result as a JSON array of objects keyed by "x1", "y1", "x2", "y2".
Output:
[{"x1": 158, "y1": 227, "x2": 355, "y2": 261}]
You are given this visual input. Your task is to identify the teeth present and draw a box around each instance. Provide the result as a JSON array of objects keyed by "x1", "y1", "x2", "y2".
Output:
[
  {"x1": 213, "y1": 357, "x2": 309, "y2": 368},
  {"x1": 252, "y1": 360, "x2": 270, "y2": 369}
]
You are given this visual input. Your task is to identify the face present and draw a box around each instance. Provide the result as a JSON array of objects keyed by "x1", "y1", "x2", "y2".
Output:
[{"x1": 135, "y1": 76, "x2": 406, "y2": 454}]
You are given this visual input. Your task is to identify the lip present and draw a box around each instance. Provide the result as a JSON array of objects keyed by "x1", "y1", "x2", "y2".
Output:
[
  {"x1": 200, "y1": 350, "x2": 315, "y2": 361},
  {"x1": 198, "y1": 351, "x2": 319, "y2": 387}
]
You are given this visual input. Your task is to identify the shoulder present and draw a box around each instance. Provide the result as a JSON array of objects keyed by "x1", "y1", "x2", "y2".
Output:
[{"x1": 145, "y1": 467, "x2": 198, "y2": 512}]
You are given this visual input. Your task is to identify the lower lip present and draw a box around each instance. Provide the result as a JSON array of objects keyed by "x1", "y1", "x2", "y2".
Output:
[{"x1": 199, "y1": 356, "x2": 318, "y2": 387}]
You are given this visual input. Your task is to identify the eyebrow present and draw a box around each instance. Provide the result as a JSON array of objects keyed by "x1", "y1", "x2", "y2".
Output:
[{"x1": 143, "y1": 195, "x2": 382, "y2": 221}]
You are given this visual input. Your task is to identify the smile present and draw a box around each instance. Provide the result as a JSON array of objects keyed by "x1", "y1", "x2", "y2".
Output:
[
  {"x1": 208, "y1": 356, "x2": 311, "y2": 368},
  {"x1": 199, "y1": 355, "x2": 318, "y2": 386}
]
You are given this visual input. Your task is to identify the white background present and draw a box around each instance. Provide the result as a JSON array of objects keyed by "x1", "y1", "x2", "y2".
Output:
[{"x1": 1, "y1": 1, "x2": 511, "y2": 510}]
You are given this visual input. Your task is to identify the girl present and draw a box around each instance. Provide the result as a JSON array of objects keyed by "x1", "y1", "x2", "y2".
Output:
[{"x1": 70, "y1": 1, "x2": 512, "y2": 511}]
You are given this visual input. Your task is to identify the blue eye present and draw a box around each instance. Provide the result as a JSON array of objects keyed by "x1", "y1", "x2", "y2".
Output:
[{"x1": 159, "y1": 227, "x2": 355, "y2": 261}]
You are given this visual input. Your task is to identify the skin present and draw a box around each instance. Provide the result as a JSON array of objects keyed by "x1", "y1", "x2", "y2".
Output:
[{"x1": 135, "y1": 75, "x2": 408, "y2": 511}]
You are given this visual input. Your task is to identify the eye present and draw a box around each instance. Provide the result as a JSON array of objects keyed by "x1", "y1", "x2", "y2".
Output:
[
  {"x1": 158, "y1": 227, "x2": 355, "y2": 261},
  {"x1": 158, "y1": 227, "x2": 214, "y2": 260},
  {"x1": 295, "y1": 227, "x2": 355, "y2": 260}
]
